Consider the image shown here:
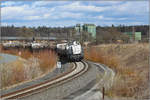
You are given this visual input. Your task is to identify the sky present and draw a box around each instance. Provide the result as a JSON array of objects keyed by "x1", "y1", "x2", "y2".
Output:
[{"x1": 1, "y1": 1, "x2": 149, "y2": 27}]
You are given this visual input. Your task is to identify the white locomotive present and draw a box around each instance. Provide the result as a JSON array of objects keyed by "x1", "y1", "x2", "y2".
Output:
[{"x1": 56, "y1": 41, "x2": 84, "y2": 61}]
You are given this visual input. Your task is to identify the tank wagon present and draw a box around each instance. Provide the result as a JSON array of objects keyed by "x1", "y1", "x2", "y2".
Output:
[{"x1": 56, "y1": 41, "x2": 84, "y2": 61}]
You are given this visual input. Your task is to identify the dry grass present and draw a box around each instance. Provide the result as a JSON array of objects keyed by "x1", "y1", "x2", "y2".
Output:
[
  {"x1": 1, "y1": 60, "x2": 25, "y2": 88},
  {"x1": 33, "y1": 50, "x2": 57, "y2": 72},
  {"x1": 1, "y1": 48, "x2": 57, "y2": 89},
  {"x1": 85, "y1": 47, "x2": 119, "y2": 71},
  {"x1": 85, "y1": 43, "x2": 149, "y2": 98}
]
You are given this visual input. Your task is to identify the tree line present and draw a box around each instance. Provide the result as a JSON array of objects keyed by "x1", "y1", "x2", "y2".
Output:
[
  {"x1": 1, "y1": 25, "x2": 76, "y2": 38},
  {"x1": 96, "y1": 25, "x2": 149, "y2": 43},
  {"x1": 1, "y1": 25, "x2": 149, "y2": 43}
]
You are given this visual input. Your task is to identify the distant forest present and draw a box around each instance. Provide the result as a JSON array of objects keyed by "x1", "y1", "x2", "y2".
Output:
[
  {"x1": 96, "y1": 25, "x2": 149, "y2": 43},
  {"x1": 1, "y1": 25, "x2": 75, "y2": 38},
  {"x1": 1, "y1": 25, "x2": 149, "y2": 43},
  {"x1": 97, "y1": 25, "x2": 149, "y2": 36}
]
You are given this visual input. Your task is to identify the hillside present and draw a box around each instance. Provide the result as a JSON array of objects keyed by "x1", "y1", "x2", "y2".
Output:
[{"x1": 85, "y1": 43, "x2": 149, "y2": 98}]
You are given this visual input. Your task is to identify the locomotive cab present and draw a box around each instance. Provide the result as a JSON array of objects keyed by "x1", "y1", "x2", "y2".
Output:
[
  {"x1": 66, "y1": 41, "x2": 84, "y2": 61},
  {"x1": 56, "y1": 41, "x2": 84, "y2": 61}
]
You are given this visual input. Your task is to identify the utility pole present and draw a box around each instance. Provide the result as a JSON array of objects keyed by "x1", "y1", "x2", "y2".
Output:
[
  {"x1": 80, "y1": 31, "x2": 83, "y2": 44},
  {"x1": 67, "y1": 31, "x2": 70, "y2": 43},
  {"x1": 132, "y1": 26, "x2": 135, "y2": 42},
  {"x1": 70, "y1": 29, "x2": 72, "y2": 41}
]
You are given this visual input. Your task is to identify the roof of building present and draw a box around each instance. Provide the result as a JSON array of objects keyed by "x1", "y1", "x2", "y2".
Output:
[{"x1": 83, "y1": 24, "x2": 96, "y2": 26}]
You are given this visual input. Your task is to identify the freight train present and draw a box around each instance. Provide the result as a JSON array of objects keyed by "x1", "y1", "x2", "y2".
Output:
[{"x1": 56, "y1": 41, "x2": 84, "y2": 61}]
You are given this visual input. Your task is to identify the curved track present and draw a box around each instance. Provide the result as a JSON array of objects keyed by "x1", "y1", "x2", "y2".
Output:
[
  {"x1": 1, "y1": 61, "x2": 88, "y2": 100},
  {"x1": 72, "y1": 62, "x2": 115, "y2": 100}
]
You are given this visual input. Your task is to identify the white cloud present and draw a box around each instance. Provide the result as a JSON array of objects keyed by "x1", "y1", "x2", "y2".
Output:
[
  {"x1": 96, "y1": 15, "x2": 128, "y2": 21},
  {"x1": 25, "y1": 16, "x2": 41, "y2": 20},
  {"x1": 2, "y1": 5, "x2": 31, "y2": 20},
  {"x1": 58, "y1": 2, "x2": 109, "y2": 12},
  {"x1": 59, "y1": 12, "x2": 83, "y2": 18},
  {"x1": 32, "y1": 1, "x2": 52, "y2": 7},
  {"x1": 2, "y1": 1, "x2": 18, "y2": 6},
  {"x1": 100, "y1": 1, "x2": 122, "y2": 4},
  {"x1": 111, "y1": 1, "x2": 149, "y2": 15},
  {"x1": 2, "y1": 2, "x2": 84, "y2": 21},
  {"x1": 97, "y1": 15, "x2": 104, "y2": 19},
  {"x1": 2, "y1": 3, "x2": 53, "y2": 20},
  {"x1": 43, "y1": 14, "x2": 51, "y2": 19},
  {"x1": 88, "y1": 1, "x2": 123, "y2": 6},
  {"x1": 1, "y1": 1, "x2": 149, "y2": 27},
  {"x1": 103, "y1": 17, "x2": 127, "y2": 21},
  {"x1": 45, "y1": 12, "x2": 84, "y2": 20},
  {"x1": 32, "y1": 1, "x2": 68, "y2": 7}
]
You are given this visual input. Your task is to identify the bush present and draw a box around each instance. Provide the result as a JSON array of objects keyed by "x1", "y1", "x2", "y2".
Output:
[
  {"x1": 35, "y1": 50, "x2": 57, "y2": 72},
  {"x1": 1, "y1": 49, "x2": 57, "y2": 89},
  {"x1": 84, "y1": 44, "x2": 149, "y2": 98}
]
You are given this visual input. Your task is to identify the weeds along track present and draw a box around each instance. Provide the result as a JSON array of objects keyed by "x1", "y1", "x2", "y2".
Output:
[{"x1": 1, "y1": 61, "x2": 89, "y2": 100}]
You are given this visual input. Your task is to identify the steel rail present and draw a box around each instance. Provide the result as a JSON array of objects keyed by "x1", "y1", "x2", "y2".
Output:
[
  {"x1": 1, "y1": 63, "x2": 77, "y2": 99},
  {"x1": 1, "y1": 61, "x2": 89, "y2": 100}
]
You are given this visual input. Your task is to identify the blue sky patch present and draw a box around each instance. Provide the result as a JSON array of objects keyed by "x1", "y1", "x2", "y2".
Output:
[{"x1": 1, "y1": 1, "x2": 149, "y2": 27}]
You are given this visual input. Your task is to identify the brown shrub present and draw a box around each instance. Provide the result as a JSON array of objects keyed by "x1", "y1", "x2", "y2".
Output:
[
  {"x1": 1, "y1": 49, "x2": 57, "y2": 89},
  {"x1": 11, "y1": 61, "x2": 26, "y2": 84},
  {"x1": 84, "y1": 44, "x2": 149, "y2": 98},
  {"x1": 1, "y1": 60, "x2": 25, "y2": 88},
  {"x1": 18, "y1": 49, "x2": 32, "y2": 59},
  {"x1": 36, "y1": 50, "x2": 57, "y2": 72},
  {"x1": 84, "y1": 47, "x2": 119, "y2": 69},
  {"x1": 1, "y1": 49, "x2": 18, "y2": 56}
]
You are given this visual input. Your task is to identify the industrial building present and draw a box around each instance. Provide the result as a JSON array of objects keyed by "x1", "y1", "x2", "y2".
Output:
[
  {"x1": 124, "y1": 32, "x2": 141, "y2": 42},
  {"x1": 75, "y1": 24, "x2": 83, "y2": 33},
  {"x1": 75, "y1": 24, "x2": 96, "y2": 38}
]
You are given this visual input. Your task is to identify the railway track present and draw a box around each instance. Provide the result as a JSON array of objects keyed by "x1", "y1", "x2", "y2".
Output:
[{"x1": 1, "y1": 61, "x2": 88, "y2": 100}]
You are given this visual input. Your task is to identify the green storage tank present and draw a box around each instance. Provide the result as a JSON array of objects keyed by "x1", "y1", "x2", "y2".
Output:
[
  {"x1": 75, "y1": 24, "x2": 83, "y2": 33},
  {"x1": 124, "y1": 32, "x2": 141, "y2": 41},
  {"x1": 83, "y1": 24, "x2": 96, "y2": 38},
  {"x1": 75, "y1": 24, "x2": 96, "y2": 38},
  {"x1": 135, "y1": 32, "x2": 141, "y2": 41}
]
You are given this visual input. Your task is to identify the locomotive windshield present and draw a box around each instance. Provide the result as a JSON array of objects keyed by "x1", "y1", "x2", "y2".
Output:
[{"x1": 68, "y1": 41, "x2": 80, "y2": 46}]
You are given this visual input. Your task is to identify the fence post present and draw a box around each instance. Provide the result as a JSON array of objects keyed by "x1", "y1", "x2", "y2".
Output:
[{"x1": 102, "y1": 87, "x2": 105, "y2": 100}]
